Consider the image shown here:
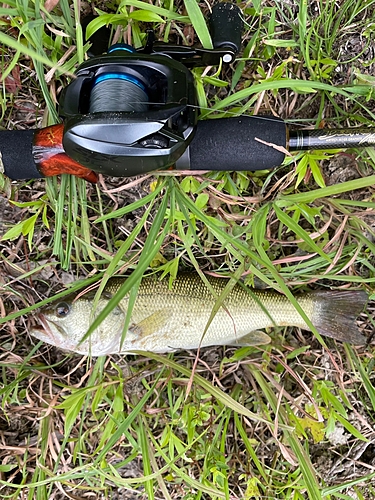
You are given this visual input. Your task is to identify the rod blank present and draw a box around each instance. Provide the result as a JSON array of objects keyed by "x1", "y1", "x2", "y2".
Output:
[{"x1": 289, "y1": 128, "x2": 375, "y2": 150}]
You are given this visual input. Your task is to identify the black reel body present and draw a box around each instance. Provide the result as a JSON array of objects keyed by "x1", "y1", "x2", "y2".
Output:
[
  {"x1": 58, "y1": 2, "x2": 243, "y2": 177},
  {"x1": 59, "y1": 50, "x2": 198, "y2": 176}
]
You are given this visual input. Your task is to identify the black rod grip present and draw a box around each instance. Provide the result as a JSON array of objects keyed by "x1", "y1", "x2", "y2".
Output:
[
  {"x1": 187, "y1": 116, "x2": 287, "y2": 171},
  {"x1": 0, "y1": 129, "x2": 43, "y2": 180},
  {"x1": 209, "y1": 3, "x2": 243, "y2": 55}
]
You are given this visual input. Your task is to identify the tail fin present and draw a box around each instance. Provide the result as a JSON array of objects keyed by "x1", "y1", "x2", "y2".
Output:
[{"x1": 312, "y1": 290, "x2": 368, "y2": 344}]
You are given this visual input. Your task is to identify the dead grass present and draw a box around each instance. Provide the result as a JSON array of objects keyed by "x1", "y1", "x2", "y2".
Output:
[{"x1": 1, "y1": 0, "x2": 375, "y2": 499}]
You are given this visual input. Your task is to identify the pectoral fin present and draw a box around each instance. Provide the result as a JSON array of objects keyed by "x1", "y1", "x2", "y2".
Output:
[
  {"x1": 129, "y1": 310, "x2": 169, "y2": 338},
  {"x1": 229, "y1": 330, "x2": 271, "y2": 346}
]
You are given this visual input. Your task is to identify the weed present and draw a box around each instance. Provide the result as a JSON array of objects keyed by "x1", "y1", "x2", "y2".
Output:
[{"x1": 0, "y1": 0, "x2": 374, "y2": 499}]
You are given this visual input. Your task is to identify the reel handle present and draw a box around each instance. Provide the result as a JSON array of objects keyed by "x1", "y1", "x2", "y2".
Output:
[
  {"x1": 181, "y1": 116, "x2": 287, "y2": 172},
  {"x1": 208, "y1": 3, "x2": 243, "y2": 60}
]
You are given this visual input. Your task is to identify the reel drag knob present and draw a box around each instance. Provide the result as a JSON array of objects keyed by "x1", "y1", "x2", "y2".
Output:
[{"x1": 139, "y1": 135, "x2": 169, "y2": 149}]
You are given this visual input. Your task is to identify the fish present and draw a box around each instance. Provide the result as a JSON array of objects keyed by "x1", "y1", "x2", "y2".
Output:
[{"x1": 29, "y1": 274, "x2": 368, "y2": 356}]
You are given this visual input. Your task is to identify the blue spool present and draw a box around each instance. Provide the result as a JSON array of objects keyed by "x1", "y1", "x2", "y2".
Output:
[{"x1": 90, "y1": 44, "x2": 149, "y2": 113}]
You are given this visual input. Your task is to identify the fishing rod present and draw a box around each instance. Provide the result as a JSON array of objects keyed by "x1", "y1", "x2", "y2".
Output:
[{"x1": 1, "y1": 2, "x2": 374, "y2": 183}]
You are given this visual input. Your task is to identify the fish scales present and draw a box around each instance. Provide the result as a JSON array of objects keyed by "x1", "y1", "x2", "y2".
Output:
[
  {"x1": 30, "y1": 273, "x2": 368, "y2": 356},
  {"x1": 109, "y1": 275, "x2": 315, "y2": 350}
]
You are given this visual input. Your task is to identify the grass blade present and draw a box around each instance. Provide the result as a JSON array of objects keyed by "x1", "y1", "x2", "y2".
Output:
[{"x1": 183, "y1": 0, "x2": 212, "y2": 48}]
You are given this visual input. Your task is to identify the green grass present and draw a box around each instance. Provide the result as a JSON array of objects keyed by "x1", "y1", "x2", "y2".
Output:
[{"x1": 0, "y1": 0, "x2": 375, "y2": 498}]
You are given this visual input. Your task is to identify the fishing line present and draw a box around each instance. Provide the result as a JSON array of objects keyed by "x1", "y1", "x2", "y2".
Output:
[
  {"x1": 89, "y1": 83, "x2": 375, "y2": 152},
  {"x1": 89, "y1": 44, "x2": 149, "y2": 114},
  {"x1": 88, "y1": 82, "x2": 293, "y2": 125},
  {"x1": 89, "y1": 81, "x2": 296, "y2": 127},
  {"x1": 89, "y1": 75, "x2": 149, "y2": 113}
]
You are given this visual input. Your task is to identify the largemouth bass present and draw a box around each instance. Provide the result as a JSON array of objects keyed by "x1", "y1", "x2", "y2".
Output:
[{"x1": 30, "y1": 274, "x2": 368, "y2": 356}]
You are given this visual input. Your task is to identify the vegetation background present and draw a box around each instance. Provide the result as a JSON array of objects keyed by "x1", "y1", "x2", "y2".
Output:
[{"x1": 0, "y1": 0, "x2": 375, "y2": 498}]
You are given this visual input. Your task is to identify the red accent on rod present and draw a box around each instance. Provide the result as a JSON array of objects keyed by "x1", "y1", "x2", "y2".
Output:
[{"x1": 33, "y1": 124, "x2": 98, "y2": 183}]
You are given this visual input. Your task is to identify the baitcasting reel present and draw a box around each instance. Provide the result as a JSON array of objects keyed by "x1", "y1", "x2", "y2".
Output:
[
  {"x1": 2, "y1": 2, "x2": 375, "y2": 182},
  {"x1": 58, "y1": 2, "x2": 243, "y2": 177}
]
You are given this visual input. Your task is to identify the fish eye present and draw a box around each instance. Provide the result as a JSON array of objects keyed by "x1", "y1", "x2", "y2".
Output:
[{"x1": 55, "y1": 302, "x2": 71, "y2": 318}]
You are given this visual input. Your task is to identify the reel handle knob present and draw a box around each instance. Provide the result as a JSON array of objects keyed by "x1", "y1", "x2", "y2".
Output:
[{"x1": 208, "y1": 3, "x2": 243, "y2": 62}]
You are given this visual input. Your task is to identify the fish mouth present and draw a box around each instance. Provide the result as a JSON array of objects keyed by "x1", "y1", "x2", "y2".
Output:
[
  {"x1": 31, "y1": 313, "x2": 61, "y2": 345},
  {"x1": 38, "y1": 313, "x2": 53, "y2": 335}
]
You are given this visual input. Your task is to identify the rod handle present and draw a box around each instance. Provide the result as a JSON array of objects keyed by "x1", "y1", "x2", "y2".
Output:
[{"x1": 182, "y1": 116, "x2": 287, "y2": 172}]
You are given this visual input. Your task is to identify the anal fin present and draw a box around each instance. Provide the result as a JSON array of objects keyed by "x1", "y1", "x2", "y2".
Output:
[{"x1": 228, "y1": 330, "x2": 271, "y2": 346}]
